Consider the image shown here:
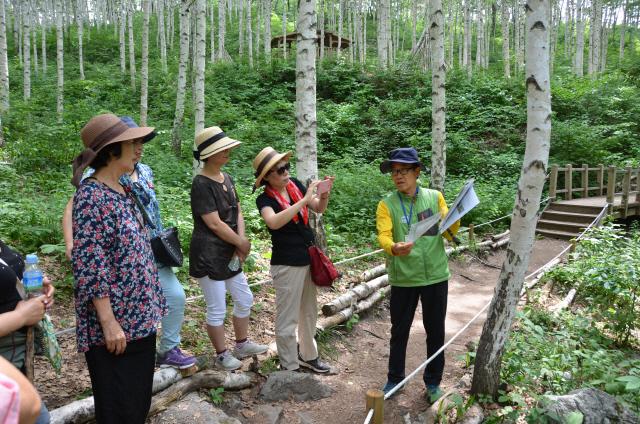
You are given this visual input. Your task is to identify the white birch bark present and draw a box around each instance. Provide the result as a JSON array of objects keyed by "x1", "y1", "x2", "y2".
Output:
[
  {"x1": 78, "y1": 0, "x2": 85, "y2": 80},
  {"x1": 471, "y1": 0, "x2": 551, "y2": 397},
  {"x1": 23, "y1": 0, "x2": 30, "y2": 100},
  {"x1": 31, "y1": 22, "x2": 37, "y2": 78},
  {"x1": 55, "y1": 0, "x2": 63, "y2": 121},
  {"x1": 210, "y1": 0, "x2": 216, "y2": 61},
  {"x1": 377, "y1": 0, "x2": 390, "y2": 68},
  {"x1": 589, "y1": 0, "x2": 601, "y2": 76},
  {"x1": 619, "y1": 0, "x2": 627, "y2": 63},
  {"x1": 338, "y1": 0, "x2": 343, "y2": 54},
  {"x1": 0, "y1": 0, "x2": 8, "y2": 112},
  {"x1": 564, "y1": 0, "x2": 572, "y2": 56},
  {"x1": 41, "y1": 2, "x2": 47, "y2": 75},
  {"x1": 255, "y1": 0, "x2": 261, "y2": 59},
  {"x1": 128, "y1": 3, "x2": 136, "y2": 91},
  {"x1": 574, "y1": 0, "x2": 583, "y2": 75},
  {"x1": 463, "y1": 0, "x2": 472, "y2": 75},
  {"x1": 159, "y1": 0, "x2": 167, "y2": 72},
  {"x1": 239, "y1": 0, "x2": 245, "y2": 56},
  {"x1": 430, "y1": 0, "x2": 446, "y2": 193},
  {"x1": 247, "y1": 0, "x2": 253, "y2": 67},
  {"x1": 218, "y1": 0, "x2": 228, "y2": 60},
  {"x1": 502, "y1": 0, "x2": 510, "y2": 77},
  {"x1": 411, "y1": 0, "x2": 417, "y2": 50},
  {"x1": 264, "y1": 0, "x2": 271, "y2": 62},
  {"x1": 119, "y1": 5, "x2": 126, "y2": 73},
  {"x1": 194, "y1": 0, "x2": 206, "y2": 138},
  {"x1": 140, "y1": 0, "x2": 150, "y2": 126},
  {"x1": 172, "y1": 0, "x2": 190, "y2": 156},
  {"x1": 15, "y1": 1, "x2": 22, "y2": 67},
  {"x1": 286, "y1": 0, "x2": 290, "y2": 60},
  {"x1": 476, "y1": 4, "x2": 485, "y2": 70}
]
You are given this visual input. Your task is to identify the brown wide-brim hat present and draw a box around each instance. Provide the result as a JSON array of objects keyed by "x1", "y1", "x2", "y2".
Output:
[
  {"x1": 252, "y1": 147, "x2": 292, "y2": 192},
  {"x1": 71, "y1": 113, "x2": 155, "y2": 187},
  {"x1": 193, "y1": 126, "x2": 241, "y2": 161}
]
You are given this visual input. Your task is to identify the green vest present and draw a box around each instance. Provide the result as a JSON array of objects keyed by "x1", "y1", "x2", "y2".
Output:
[{"x1": 383, "y1": 188, "x2": 451, "y2": 287}]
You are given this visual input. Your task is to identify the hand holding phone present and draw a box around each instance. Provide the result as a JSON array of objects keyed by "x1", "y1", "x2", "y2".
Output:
[{"x1": 316, "y1": 179, "x2": 333, "y2": 195}]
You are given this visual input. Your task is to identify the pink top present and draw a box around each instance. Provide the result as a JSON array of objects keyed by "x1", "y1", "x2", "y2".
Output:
[{"x1": 0, "y1": 373, "x2": 19, "y2": 424}]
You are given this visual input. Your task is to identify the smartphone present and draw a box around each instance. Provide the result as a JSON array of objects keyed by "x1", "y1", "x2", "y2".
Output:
[{"x1": 316, "y1": 179, "x2": 333, "y2": 194}]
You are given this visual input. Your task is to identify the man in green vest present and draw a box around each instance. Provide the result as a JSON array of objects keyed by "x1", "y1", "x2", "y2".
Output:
[{"x1": 376, "y1": 147, "x2": 460, "y2": 403}]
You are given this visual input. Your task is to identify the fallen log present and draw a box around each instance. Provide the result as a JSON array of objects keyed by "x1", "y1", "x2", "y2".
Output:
[
  {"x1": 491, "y1": 230, "x2": 510, "y2": 241},
  {"x1": 491, "y1": 237, "x2": 510, "y2": 249},
  {"x1": 447, "y1": 239, "x2": 493, "y2": 255},
  {"x1": 148, "y1": 370, "x2": 254, "y2": 417},
  {"x1": 359, "y1": 264, "x2": 386, "y2": 282},
  {"x1": 317, "y1": 286, "x2": 390, "y2": 331},
  {"x1": 551, "y1": 288, "x2": 577, "y2": 314},
  {"x1": 321, "y1": 275, "x2": 389, "y2": 316}
]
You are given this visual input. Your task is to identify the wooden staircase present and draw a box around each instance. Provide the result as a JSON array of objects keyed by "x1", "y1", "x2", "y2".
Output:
[{"x1": 536, "y1": 203, "x2": 603, "y2": 240}]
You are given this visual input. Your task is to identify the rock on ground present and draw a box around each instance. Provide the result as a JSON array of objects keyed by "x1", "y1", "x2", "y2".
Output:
[
  {"x1": 148, "y1": 392, "x2": 241, "y2": 424},
  {"x1": 259, "y1": 371, "x2": 334, "y2": 402},
  {"x1": 542, "y1": 388, "x2": 639, "y2": 424}
]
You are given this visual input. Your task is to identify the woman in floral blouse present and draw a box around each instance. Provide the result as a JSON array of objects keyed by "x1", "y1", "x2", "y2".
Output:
[{"x1": 70, "y1": 113, "x2": 166, "y2": 424}]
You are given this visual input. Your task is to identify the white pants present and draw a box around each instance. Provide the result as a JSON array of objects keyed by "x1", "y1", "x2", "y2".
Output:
[
  {"x1": 271, "y1": 265, "x2": 318, "y2": 370},
  {"x1": 198, "y1": 272, "x2": 253, "y2": 326}
]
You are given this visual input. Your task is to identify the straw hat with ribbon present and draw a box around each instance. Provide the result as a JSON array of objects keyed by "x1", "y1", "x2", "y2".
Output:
[
  {"x1": 72, "y1": 113, "x2": 155, "y2": 187},
  {"x1": 251, "y1": 147, "x2": 292, "y2": 192},
  {"x1": 193, "y1": 127, "x2": 241, "y2": 161}
]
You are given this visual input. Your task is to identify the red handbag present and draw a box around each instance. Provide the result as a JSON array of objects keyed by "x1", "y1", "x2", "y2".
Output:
[{"x1": 308, "y1": 245, "x2": 340, "y2": 287}]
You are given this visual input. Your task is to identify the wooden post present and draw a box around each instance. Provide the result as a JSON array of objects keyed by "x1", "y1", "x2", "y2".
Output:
[
  {"x1": 622, "y1": 166, "x2": 631, "y2": 218},
  {"x1": 468, "y1": 223, "x2": 475, "y2": 245},
  {"x1": 565, "y1": 164, "x2": 573, "y2": 200},
  {"x1": 582, "y1": 163, "x2": 588, "y2": 198},
  {"x1": 549, "y1": 164, "x2": 558, "y2": 200},
  {"x1": 606, "y1": 166, "x2": 616, "y2": 212},
  {"x1": 597, "y1": 164, "x2": 604, "y2": 196},
  {"x1": 365, "y1": 389, "x2": 384, "y2": 424}
]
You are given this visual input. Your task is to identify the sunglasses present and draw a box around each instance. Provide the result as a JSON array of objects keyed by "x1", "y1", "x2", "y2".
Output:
[{"x1": 267, "y1": 163, "x2": 290, "y2": 176}]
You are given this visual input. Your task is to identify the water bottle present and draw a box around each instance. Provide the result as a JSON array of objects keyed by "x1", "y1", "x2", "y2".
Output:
[
  {"x1": 228, "y1": 255, "x2": 241, "y2": 272},
  {"x1": 22, "y1": 254, "x2": 43, "y2": 298}
]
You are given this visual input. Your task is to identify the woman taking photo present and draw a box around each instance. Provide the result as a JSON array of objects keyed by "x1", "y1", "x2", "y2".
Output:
[
  {"x1": 190, "y1": 127, "x2": 267, "y2": 371},
  {"x1": 70, "y1": 113, "x2": 166, "y2": 424},
  {"x1": 253, "y1": 147, "x2": 334, "y2": 373}
]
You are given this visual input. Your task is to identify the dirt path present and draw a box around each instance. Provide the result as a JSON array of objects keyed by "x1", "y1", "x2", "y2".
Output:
[
  {"x1": 36, "y1": 238, "x2": 569, "y2": 423},
  {"x1": 249, "y1": 238, "x2": 569, "y2": 424}
]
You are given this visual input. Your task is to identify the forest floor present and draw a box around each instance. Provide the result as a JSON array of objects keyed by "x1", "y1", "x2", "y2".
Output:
[{"x1": 33, "y1": 237, "x2": 569, "y2": 423}]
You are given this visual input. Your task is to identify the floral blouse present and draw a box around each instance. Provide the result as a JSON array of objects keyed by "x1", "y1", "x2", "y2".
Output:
[{"x1": 71, "y1": 179, "x2": 166, "y2": 353}]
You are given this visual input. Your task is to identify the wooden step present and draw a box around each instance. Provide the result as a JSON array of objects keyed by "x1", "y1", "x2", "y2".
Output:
[
  {"x1": 536, "y1": 228, "x2": 580, "y2": 240},
  {"x1": 537, "y1": 219, "x2": 587, "y2": 233},
  {"x1": 546, "y1": 203, "x2": 604, "y2": 215},
  {"x1": 539, "y1": 210, "x2": 597, "y2": 224}
]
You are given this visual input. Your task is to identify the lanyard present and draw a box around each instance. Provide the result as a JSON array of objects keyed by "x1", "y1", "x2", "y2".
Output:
[{"x1": 398, "y1": 187, "x2": 419, "y2": 229}]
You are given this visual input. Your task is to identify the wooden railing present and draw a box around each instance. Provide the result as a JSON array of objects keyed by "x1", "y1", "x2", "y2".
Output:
[{"x1": 548, "y1": 164, "x2": 640, "y2": 216}]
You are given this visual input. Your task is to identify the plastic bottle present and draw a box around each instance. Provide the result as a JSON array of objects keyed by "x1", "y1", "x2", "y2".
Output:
[
  {"x1": 22, "y1": 254, "x2": 43, "y2": 298},
  {"x1": 228, "y1": 255, "x2": 241, "y2": 272}
]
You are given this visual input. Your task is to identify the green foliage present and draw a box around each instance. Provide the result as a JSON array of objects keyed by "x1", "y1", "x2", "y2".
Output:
[
  {"x1": 544, "y1": 223, "x2": 640, "y2": 345},
  {"x1": 208, "y1": 387, "x2": 225, "y2": 405}
]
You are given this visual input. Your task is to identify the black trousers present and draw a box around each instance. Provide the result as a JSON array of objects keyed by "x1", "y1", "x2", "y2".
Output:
[
  {"x1": 84, "y1": 333, "x2": 156, "y2": 424},
  {"x1": 387, "y1": 281, "x2": 448, "y2": 387}
]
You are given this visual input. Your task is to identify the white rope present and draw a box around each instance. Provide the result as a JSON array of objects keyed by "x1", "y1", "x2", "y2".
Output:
[
  {"x1": 363, "y1": 408, "x2": 374, "y2": 424},
  {"x1": 334, "y1": 249, "x2": 384, "y2": 265}
]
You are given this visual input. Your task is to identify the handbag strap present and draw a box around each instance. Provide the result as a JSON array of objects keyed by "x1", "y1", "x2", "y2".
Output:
[{"x1": 127, "y1": 188, "x2": 157, "y2": 231}]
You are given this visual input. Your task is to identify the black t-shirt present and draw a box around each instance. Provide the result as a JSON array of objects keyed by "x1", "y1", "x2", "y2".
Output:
[
  {"x1": 0, "y1": 240, "x2": 24, "y2": 315},
  {"x1": 189, "y1": 173, "x2": 242, "y2": 280},
  {"x1": 256, "y1": 178, "x2": 315, "y2": 266}
]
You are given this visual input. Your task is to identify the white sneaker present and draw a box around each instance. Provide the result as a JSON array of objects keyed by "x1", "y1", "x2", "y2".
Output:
[
  {"x1": 215, "y1": 353, "x2": 242, "y2": 371},
  {"x1": 233, "y1": 340, "x2": 269, "y2": 359}
]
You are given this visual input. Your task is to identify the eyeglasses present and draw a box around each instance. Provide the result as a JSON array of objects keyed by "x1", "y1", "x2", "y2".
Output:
[
  {"x1": 267, "y1": 163, "x2": 290, "y2": 176},
  {"x1": 390, "y1": 167, "x2": 416, "y2": 176}
]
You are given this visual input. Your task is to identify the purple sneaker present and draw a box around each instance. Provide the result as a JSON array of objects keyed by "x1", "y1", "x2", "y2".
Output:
[{"x1": 157, "y1": 347, "x2": 197, "y2": 369}]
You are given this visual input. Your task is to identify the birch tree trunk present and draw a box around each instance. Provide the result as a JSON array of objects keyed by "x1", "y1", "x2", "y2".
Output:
[
  {"x1": 430, "y1": 0, "x2": 446, "y2": 193},
  {"x1": 502, "y1": 0, "x2": 510, "y2": 77},
  {"x1": 194, "y1": 0, "x2": 206, "y2": 135},
  {"x1": 463, "y1": 0, "x2": 472, "y2": 75},
  {"x1": 171, "y1": 0, "x2": 191, "y2": 156},
  {"x1": 589, "y1": 0, "x2": 601, "y2": 76},
  {"x1": 210, "y1": 0, "x2": 216, "y2": 61},
  {"x1": 411, "y1": 0, "x2": 417, "y2": 50},
  {"x1": 0, "y1": 0, "x2": 8, "y2": 112},
  {"x1": 264, "y1": 0, "x2": 271, "y2": 62},
  {"x1": 159, "y1": 0, "x2": 167, "y2": 72},
  {"x1": 119, "y1": 6, "x2": 126, "y2": 73},
  {"x1": 15, "y1": 1, "x2": 22, "y2": 67},
  {"x1": 319, "y1": 0, "x2": 324, "y2": 60},
  {"x1": 56, "y1": 0, "x2": 64, "y2": 121},
  {"x1": 31, "y1": 23, "x2": 37, "y2": 78},
  {"x1": 338, "y1": 0, "x2": 343, "y2": 55},
  {"x1": 619, "y1": 0, "x2": 627, "y2": 63},
  {"x1": 128, "y1": 4, "x2": 136, "y2": 91},
  {"x1": 377, "y1": 0, "x2": 390, "y2": 68},
  {"x1": 41, "y1": 4, "x2": 46, "y2": 75},
  {"x1": 23, "y1": 0, "x2": 30, "y2": 100},
  {"x1": 140, "y1": 0, "x2": 150, "y2": 126},
  {"x1": 296, "y1": 0, "x2": 326, "y2": 249},
  {"x1": 77, "y1": 0, "x2": 84, "y2": 80},
  {"x1": 239, "y1": 0, "x2": 245, "y2": 56},
  {"x1": 476, "y1": 4, "x2": 485, "y2": 70},
  {"x1": 255, "y1": 0, "x2": 261, "y2": 59},
  {"x1": 574, "y1": 0, "x2": 583, "y2": 75},
  {"x1": 471, "y1": 0, "x2": 551, "y2": 397},
  {"x1": 247, "y1": 0, "x2": 253, "y2": 67}
]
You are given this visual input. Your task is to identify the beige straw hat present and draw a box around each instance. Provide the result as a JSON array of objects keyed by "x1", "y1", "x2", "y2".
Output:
[
  {"x1": 193, "y1": 126, "x2": 241, "y2": 161},
  {"x1": 252, "y1": 147, "x2": 292, "y2": 191}
]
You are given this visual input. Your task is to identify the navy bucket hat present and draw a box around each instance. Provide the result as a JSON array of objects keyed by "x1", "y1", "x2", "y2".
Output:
[
  {"x1": 380, "y1": 147, "x2": 428, "y2": 174},
  {"x1": 119, "y1": 116, "x2": 157, "y2": 142}
]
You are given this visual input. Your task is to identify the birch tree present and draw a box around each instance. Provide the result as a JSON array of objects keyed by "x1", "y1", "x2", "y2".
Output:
[
  {"x1": 140, "y1": 0, "x2": 150, "y2": 126},
  {"x1": 0, "y1": 0, "x2": 8, "y2": 112},
  {"x1": 194, "y1": 0, "x2": 206, "y2": 139},
  {"x1": 128, "y1": 2, "x2": 136, "y2": 91},
  {"x1": 377, "y1": 0, "x2": 391, "y2": 68},
  {"x1": 210, "y1": 0, "x2": 215, "y2": 61},
  {"x1": 23, "y1": 0, "x2": 30, "y2": 100},
  {"x1": 463, "y1": 0, "x2": 472, "y2": 75},
  {"x1": 218, "y1": 0, "x2": 229, "y2": 60},
  {"x1": 264, "y1": 0, "x2": 271, "y2": 62},
  {"x1": 476, "y1": 4, "x2": 485, "y2": 70},
  {"x1": 620, "y1": 0, "x2": 627, "y2": 63},
  {"x1": 56, "y1": 0, "x2": 64, "y2": 121},
  {"x1": 78, "y1": 0, "x2": 85, "y2": 80},
  {"x1": 247, "y1": 0, "x2": 253, "y2": 67},
  {"x1": 119, "y1": 4, "x2": 126, "y2": 73},
  {"x1": 589, "y1": 0, "x2": 602, "y2": 76},
  {"x1": 283, "y1": 0, "x2": 288, "y2": 60},
  {"x1": 501, "y1": 0, "x2": 510, "y2": 77},
  {"x1": 430, "y1": 0, "x2": 446, "y2": 193},
  {"x1": 471, "y1": 0, "x2": 551, "y2": 397},
  {"x1": 41, "y1": 1, "x2": 46, "y2": 74},
  {"x1": 172, "y1": 0, "x2": 191, "y2": 156},
  {"x1": 574, "y1": 0, "x2": 583, "y2": 75},
  {"x1": 159, "y1": 0, "x2": 167, "y2": 72}
]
